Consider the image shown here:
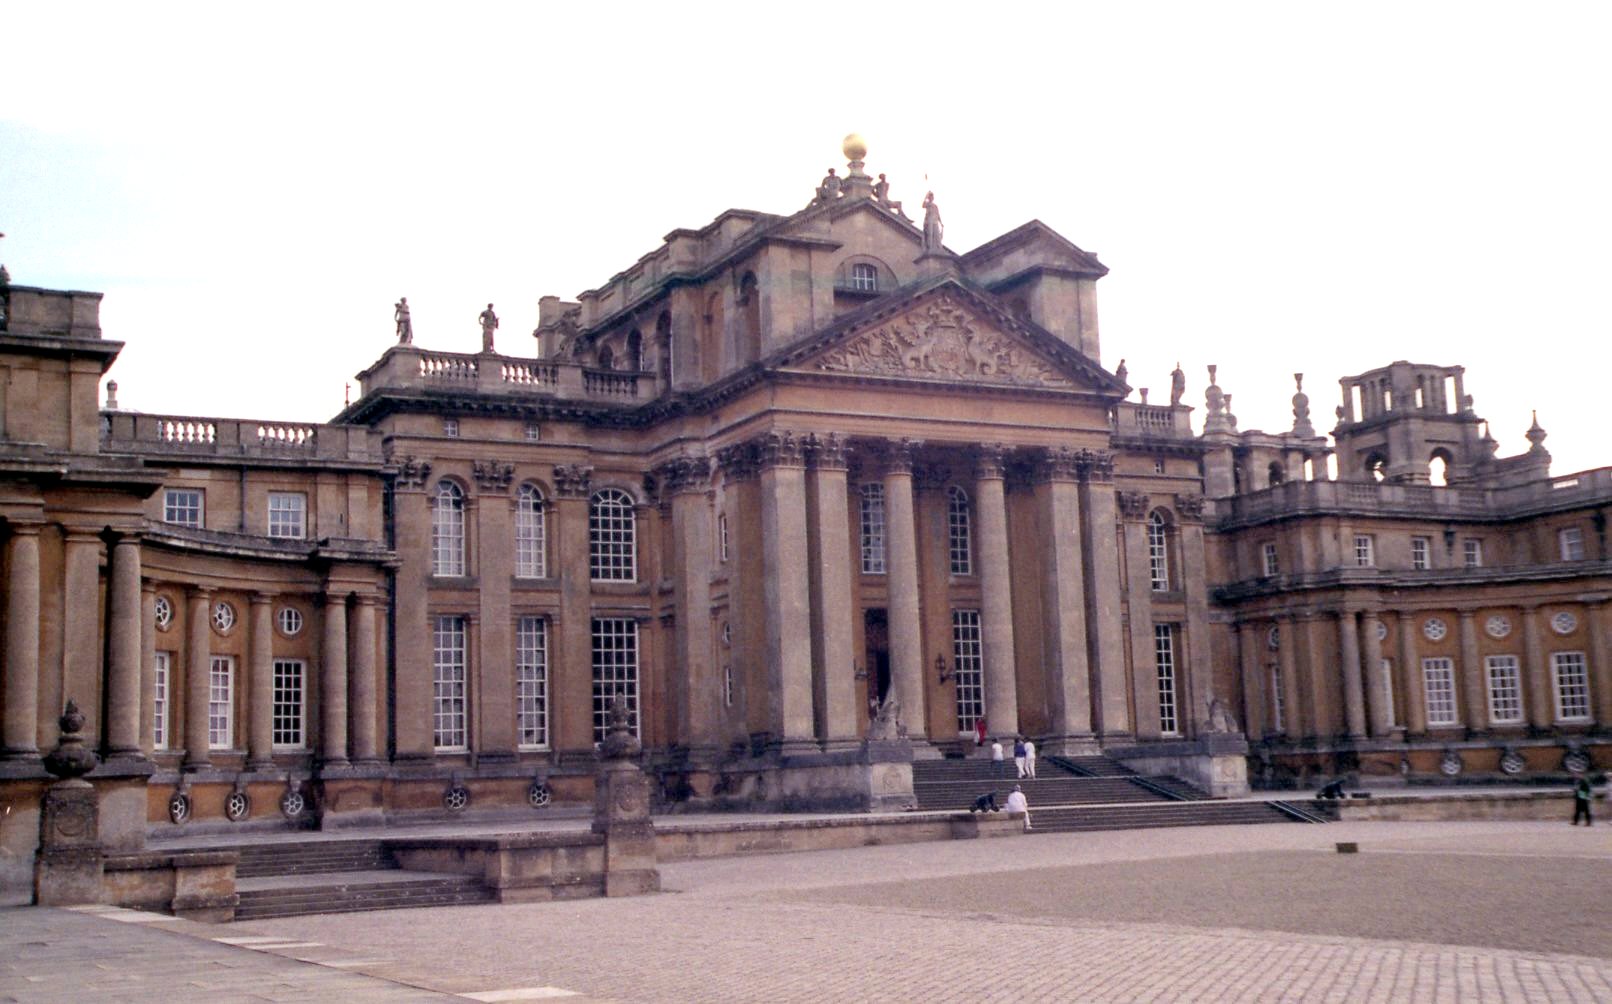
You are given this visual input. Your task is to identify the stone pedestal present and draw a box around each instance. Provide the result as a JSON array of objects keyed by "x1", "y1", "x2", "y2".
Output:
[
  {"x1": 858, "y1": 740, "x2": 917, "y2": 812},
  {"x1": 35, "y1": 779, "x2": 103, "y2": 906},
  {"x1": 590, "y1": 698, "x2": 660, "y2": 897}
]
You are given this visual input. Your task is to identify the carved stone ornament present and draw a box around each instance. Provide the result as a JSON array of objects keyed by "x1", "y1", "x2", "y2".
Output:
[
  {"x1": 1438, "y1": 749, "x2": 1463, "y2": 777},
  {"x1": 806, "y1": 432, "x2": 848, "y2": 471},
  {"x1": 1077, "y1": 448, "x2": 1114, "y2": 483},
  {"x1": 1117, "y1": 490, "x2": 1152, "y2": 521},
  {"x1": 652, "y1": 455, "x2": 712, "y2": 494},
  {"x1": 395, "y1": 455, "x2": 433, "y2": 491},
  {"x1": 880, "y1": 438, "x2": 921, "y2": 477},
  {"x1": 715, "y1": 441, "x2": 761, "y2": 483},
  {"x1": 912, "y1": 463, "x2": 949, "y2": 492},
  {"x1": 552, "y1": 463, "x2": 593, "y2": 498},
  {"x1": 43, "y1": 700, "x2": 98, "y2": 781},
  {"x1": 973, "y1": 443, "x2": 1008, "y2": 480},
  {"x1": 758, "y1": 430, "x2": 806, "y2": 469},
  {"x1": 1174, "y1": 493, "x2": 1207, "y2": 523},
  {"x1": 600, "y1": 696, "x2": 642, "y2": 760},
  {"x1": 472, "y1": 459, "x2": 515, "y2": 493},
  {"x1": 1037, "y1": 447, "x2": 1081, "y2": 483},
  {"x1": 813, "y1": 296, "x2": 1074, "y2": 388}
]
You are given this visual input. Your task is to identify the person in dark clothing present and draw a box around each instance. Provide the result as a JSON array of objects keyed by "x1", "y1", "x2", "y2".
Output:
[
  {"x1": 1572, "y1": 776, "x2": 1594, "y2": 826},
  {"x1": 970, "y1": 791, "x2": 1000, "y2": 813}
]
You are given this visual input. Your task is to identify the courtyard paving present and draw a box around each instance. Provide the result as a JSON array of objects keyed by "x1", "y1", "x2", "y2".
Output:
[{"x1": 3, "y1": 818, "x2": 1609, "y2": 1002}]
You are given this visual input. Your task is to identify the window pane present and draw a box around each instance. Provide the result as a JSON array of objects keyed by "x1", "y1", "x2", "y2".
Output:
[
  {"x1": 952, "y1": 609, "x2": 984, "y2": 732},
  {"x1": 517, "y1": 617, "x2": 549, "y2": 747},
  {"x1": 947, "y1": 487, "x2": 972, "y2": 575},
  {"x1": 153, "y1": 652, "x2": 170, "y2": 750},
  {"x1": 267, "y1": 492, "x2": 306, "y2": 539},
  {"x1": 1148, "y1": 513, "x2": 1169, "y2": 591},
  {"x1": 859, "y1": 484, "x2": 886, "y2": 574},
  {"x1": 1422, "y1": 658, "x2": 1457, "y2": 726},
  {"x1": 433, "y1": 616, "x2": 467, "y2": 749},
  {"x1": 591, "y1": 618, "x2": 640, "y2": 743},
  {"x1": 589, "y1": 489, "x2": 637, "y2": 581},
  {"x1": 432, "y1": 482, "x2": 466, "y2": 577},
  {"x1": 272, "y1": 659, "x2": 305, "y2": 747},
  {"x1": 164, "y1": 489, "x2": 203, "y2": 528},
  {"x1": 208, "y1": 656, "x2": 234, "y2": 749},
  {"x1": 1154, "y1": 624, "x2": 1178, "y2": 734},
  {"x1": 1484, "y1": 655, "x2": 1523, "y2": 724},
  {"x1": 515, "y1": 485, "x2": 547, "y2": 578},
  {"x1": 1552, "y1": 651, "x2": 1590, "y2": 721}
]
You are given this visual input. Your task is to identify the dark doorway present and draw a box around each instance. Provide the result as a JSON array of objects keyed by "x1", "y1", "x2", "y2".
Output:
[{"x1": 863, "y1": 608, "x2": 890, "y2": 713}]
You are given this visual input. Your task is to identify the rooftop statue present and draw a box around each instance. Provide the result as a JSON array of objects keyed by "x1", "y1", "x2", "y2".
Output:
[
  {"x1": 395, "y1": 297, "x2": 412, "y2": 345},
  {"x1": 921, "y1": 191, "x2": 944, "y2": 252},
  {"x1": 1170, "y1": 361, "x2": 1186, "y2": 406},
  {"x1": 815, "y1": 168, "x2": 842, "y2": 204},
  {"x1": 1115, "y1": 358, "x2": 1128, "y2": 386},
  {"x1": 479, "y1": 303, "x2": 499, "y2": 353}
]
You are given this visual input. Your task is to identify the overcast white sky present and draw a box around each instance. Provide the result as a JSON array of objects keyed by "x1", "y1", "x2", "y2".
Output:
[{"x1": 3, "y1": 2, "x2": 1609, "y2": 475}]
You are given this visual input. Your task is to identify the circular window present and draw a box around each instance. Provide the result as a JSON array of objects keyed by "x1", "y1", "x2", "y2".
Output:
[
  {"x1": 168, "y1": 792, "x2": 191, "y2": 825},
  {"x1": 443, "y1": 785, "x2": 471, "y2": 812},
  {"x1": 721, "y1": 622, "x2": 732, "y2": 647},
  {"x1": 1485, "y1": 615, "x2": 1511, "y2": 640},
  {"x1": 1422, "y1": 617, "x2": 1448, "y2": 642},
  {"x1": 154, "y1": 595, "x2": 173, "y2": 631},
  {"x1": 1375, "y1": 620, "x2": 1388, "y2": 641},
  {"x1": 1551, "y1": 611, "x2": 1578, "y2": 636},
  {"x1": 1267, "y1": 626, "x2": 1280, "y2": 651},
  {"x1": 277, "y1": 607, "x2": 304, "y2": 637},
  {"x1": 528, "y1": 780, "x2": 552, "y2": 808},
  {"x1": 279, "y1": 788, "x2": 306, "y2": 819},
  {"x1": 225, "y1": 790, "x2": 251, "y2": 822},
  {"x1": 212, "y1": 601, "x2": 236, "y2": 634}
]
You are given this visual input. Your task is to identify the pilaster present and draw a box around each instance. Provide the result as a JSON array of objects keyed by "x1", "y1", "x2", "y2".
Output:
[
  {"x1": 1338, "y1": 610, "x2": 1366, "y2": 739},
  {"x1": 1458, "y1": 610, "x2": 1486, "y2": 734},
  {"x1": 350, "y1": 594, "x2": 381, "y2": 763},
  {"x1": 183, "y1": 588, "x2": 213, "y2": 770},
  {"x1": 3, "y1": 524, "x2": 43, "y2": 758},
  {"x1": 105, "y1": 535, "x2": 144, "y2": 759},
  {"x1": 391, "y1": 458, "x2": 434, "y2": 760},
  {"x1": 1521, "y1": 606, "x2": 1552, "y2": 730},
  {"x1": 320, "y1": 591, "x2": 350, "y2": 767},
  {"x1": 247, "y1": 592, "x2": 275, "y2": 768},
  {"x1": 1175, "y1": 494, "x2": 1212, "y2": 736},
  {"x1": 552, "y1": 463, "x2": 596, "y2": 752},
  {"x1": 1119, "y1": 489, "x2": 1159, "y2": 739}
]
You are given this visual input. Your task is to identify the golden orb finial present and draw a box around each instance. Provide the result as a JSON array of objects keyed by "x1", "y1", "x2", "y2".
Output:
[{"x1": 842, "y1": 133, "x2": 867, "y2": 163}]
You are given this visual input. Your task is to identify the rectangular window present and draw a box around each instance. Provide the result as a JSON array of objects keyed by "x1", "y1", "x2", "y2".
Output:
[
  {"x1": 1484, "y1": 655, "x2": 1524, "y2": 725},
  {"x1": 859, "y1": 484, "x2": 886, "y2": 574},
  {"x1": 592, "y1": 618, "x2": 640, "y2": 743},
  {"x1": 153, "y1": 652, "x2": 171, "y2": 750},
  {"x1": 1559, "y1": 527, "x2": 1585, "y2": 561},
  {"x1": 164, "y1": 489, "x2": 204, "y2": 528},
  {"x1": 1154, "y1": 624, "x2": 1179, "y2": 735},
  {"x1": 951, "y1": 609, "x2": 985, "y2": 733},
  {"x1": 723, "y1": 665, "x2": 734, "y2": 708},
  {"x1": 272, "y1": 659, "x2": 306, "y2": 748},
  {"x1": 1464, "y1": 539, "x2": 1483, "y2": 568},
  {"x1": 850, "y1": 262, "x2": 878, "y2": 292},
  {"x1": 1148, "y1": 517, "x2": 1170, "y2": 592},
  {"x1": 947, "y1": 490, "x2": 973, "y2": 576},
  {"x1": 1552, "y1": 651, "x2": 1591, "y2": 722},
  {"x1": 443, "y1": 418, "x2": 460, "y2": 438},
  {"x1": 524, "y1": 422, "x2": 541, "y2": 442},
  {"x1": 267, "y1": 491, "x2": 307, "y2": 539},
  {"x1": 433, "y1": 616, "x2": 467, "y2": 750},
  {"x1": 1262, "y1": 543, "x2": 1279, "y2": 577},
  {"x1": 1270, "y1": 665, "x2": 1285, "y2": 733},
  {"x1": 516, "y1": 617, "x2": 549, "y2": 748},
  {"x1": 1411, "y1": 536, "x2": 1430, "y2": 570},
  {"x1": 208, "y1": 655, "x2": 234, "y2": 749},
  {"x1": 1354, "y1": 534, "x2": 1375, "y2": 568},
  {"x1": 718, "y1": 513, "x2": 730, "y2": 563},
  {"x1": 1422, "y1": 657, "x2": 1458, "y2": 727}
]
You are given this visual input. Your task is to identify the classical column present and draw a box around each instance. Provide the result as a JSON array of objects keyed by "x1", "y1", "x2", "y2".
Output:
[
  {"x1": 1361, "y1": 611, "x2": 1393, "y2": 736},
  {"x1": 1589, "y1": 599, "x2": 1612, "y2": 729},
  {"x1": 1118, "y1": 490, "x2": 1160, "y2": 739},
  {"x1": 1400, "y1": 612, "x2": 1426, "y2": 735},
  {"x1": 1458, "y1": 610, "x2": 1486, "y2": 733},
  {"x1": 2, "y1": 524, "x2": 43, "y2": 758},
  {"x1": 1080, "y1": 454, "x2": 1129, "y2": 737},
  {"x1": 1236, "y1": 622, "x2": 1267, "y2": 740},
  {"x1": 391, "y1": 458, "x2": 435, "y2": 760},
  {"x1": 759, "y1": 431, "x2": 815, "y2": 749},
  {"x1": 350, "y1": 593, "x2": 380, "y2": 763},
  {"x1": 1034, "y1": 448, "x2": 1090, "y2": 739},
  {"x1": 657, "y1": 455, "x2": 718, "y2": 752},
  {"x1": 320, "y1": 591, "x2": 350, "y2": 766},
  {"x1": 1301, "y1": 614, "x2": 1334, "y2": 739},
  {"x1": 246, "y1": 593, "x2": 275, "y2": 768},
  {"x1": 105, "y1": 535, "x2": 144, "y2": 758},
  {"x1": 1338, "y1": 610, "x2": 1366, "y2": 739},
  {"x1": 552, "y1": 463, "x2": 596, "y2": 751},
  {"x1": 882, "y1": 439, "x2": 926, "y2": 740},
  {"x1": 974, "y1": 444, "x2": 1019, "y2": 738},
  {"x1": 1175, "y1": 494, "x2": 1213, "y2": 734},
  {"x1": 1521, "y1": 606, "x2": 1552, "y2": 730},
  {"x1": 62, "y1": 530, "x2": 104, "y2": 741},
  {"x1": 807, "y1": 434, "x2": 858, "y2": 743},
  {"x1": 1277, "y1": 615, "x2": 1301, "y2": 737},
  {"x1": 140, "y1": 583, "x2": 157, "y2": 755},
  {"x1": 184, "y1": 589, "x2": 214, "y2": 770}
]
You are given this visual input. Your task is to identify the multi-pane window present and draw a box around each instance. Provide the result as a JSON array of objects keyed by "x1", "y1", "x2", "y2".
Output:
[
  {"x1": 1463, "y1": 539, "x2": 1483, "y2": 568},
  {"x1": 267, "y1": 492, "x2": 307, "y2": 539},
  {"x1": 1552, "y1": 651, "x2": 1591, "y2": 722},
  {"x1": 1354, "y1": 534, "x2": 1375, "y2": 567},
  {"x1": 1154, "y1": 624, "x2": 1179, "y2": 735},
  {"x1": 589, "y1": 488, "x2": 637, "y2": 581},
  {"x1": 443, "y1": 418, "x2": 460, "y2": 438},
  {"x1": 164, "y1": 489, "x2": 204, "y2": 528},
  {"x1": 1147, "y1": 512, "x2": 1170, "y2": 591},
  {"x1": 951, "y1": 609, "x2": 984, "y2": 733},
  {"x1": 524, "y1": 422, "x2": 541, "y2": 442},
  {"x1": 723, "y1": 665, "x2": 734, "y2": 708},
  {"x1": 153, "y1": 652, "x2": 171, "y2": 750},
  {"x1": 208, "y1": 655, "x2": 234, "y2": 749},
  {"x1": 272, "y1": 659, "x2": 306, "y2": 748},
  {"x1": 1422, "y1": 657, "x2": 1458, "y2": 727},
  {"x1": 1261, "y1": 543, "x2": 1279, "y2": 577},
  {"x1": 718, "y1": 513, "x2": 730, "y2": 563},
  {"x1": 946, "y1": 486, "x2": 973, "y2": 576},
  {"x1": 433, "y1": 616, "x2": 467, "y2": 750},
  {"x1": 591, "y1": 617, "x2": 640, "y2": 743},
  {"x1": 516, "y1": 617, "x2": 549, "y2": 748},
  {"x1": 850, "y1": 262, "x2": 878, "y2": 291},
  {"x1": 859, "y1": 483, "x2": 886, "y2": 574},
  {"x1": 1270, "y1": 666, "x2": 1285, "y2": 733},
  {"x1": 1559, "y1": 527, "x2": 1585, "y2": 561},
  {"x1": 1411, "y1": 536, "x2": 1430, "y2": 570},
  {"x1": 515, "y1": 484, "x2": 547, "y2": 579},
  {"x1": 1484, "y1": 655, "x2": 1524, "y2": 725},
  {"x1": 432, "y1": 481, "x2": 466, "y2": 577}
]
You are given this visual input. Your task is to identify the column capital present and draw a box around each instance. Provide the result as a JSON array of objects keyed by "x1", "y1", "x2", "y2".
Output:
[
  {"x1": 1077, "y1": 448, "x2": 1115, "y2": 483},
  {"x1": 352, "y1": 591, "x2": 384, "y2": 609},
  {"x1": 186, "y1": 585, "x2": 215, "y2": 601},
  {"x1": 3, "y1": 519, "x2": 45, "y2": 536},
  {"x1": 715, "y1": 441, "x2": 760, "y2": 483},
  {"x1": 1173, "y1": 493, "x2": 1207, "y2": 523},
  {"x1": 393, "y1": 455, "x2": 434, "y2": 492},
  {"x1": 758, "y1": 430, "x2": 806, "y2": 470},
  {"x1": 805, "y1": 432, "x2": 848, "y2": 471},
  {"x1": 552, "y1": 463, "x2": 594, "y2": 498},
  {"x1": 249, "y1": 591, "x2": 276, "y2": 607},
  {"x1": 973, "y1": 443, "x2": 1008, "y2": 480},
  {"x1": 880, "y1": 438, "x2": 922, "y2": 477},
  {"x1": 1116, "y1": 490, "x2": 1151, "y2": 522},
  {"x1": 471, "y1": 458, "x2": 516, "y2": 494},
  {"x1": 1458, "y1": 608, "x2": 1478, "y2": 623},
  {"x1": 1032, "y1": 446, "x2": 1081, "y2": 484},
  {"x1": 322, "y1": 589, "x2": 351, "y2": 608},
  {"x1": 649, "y1": 455, "x2": 713, "y2": 495}
]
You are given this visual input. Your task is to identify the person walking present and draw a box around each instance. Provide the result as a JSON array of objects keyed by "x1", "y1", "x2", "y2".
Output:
[
  {"x1": 1013, "y1": 737, "x2": 1028, "y2": 779},
  {"x1": 991, "y1": 739, "x2": 1004, "y2": 776},
  {"x1": 1005, "y1": 784, "x2": 1032, "y2": 831},
  {"x1": 1572, "y1": 775, "x2": 1594, "y2": 826},
  {"x1": 974, "y1": 716, "x2": 988, "y2": 748},
  {"x1": 1024, "y1": 738, "x2": 1037, "y2": 779}
]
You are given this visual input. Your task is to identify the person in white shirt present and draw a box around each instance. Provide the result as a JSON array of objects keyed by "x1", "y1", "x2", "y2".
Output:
[
  {"x1": 990, "y1": 740, "x2": 1004, "y2": 776},
  {"x1": 1023, "y1": 739, "x2": 1037, "y2": 779},
  {"x1": 1005, "y1": 785, "x2": 1031, "y2": 831}
]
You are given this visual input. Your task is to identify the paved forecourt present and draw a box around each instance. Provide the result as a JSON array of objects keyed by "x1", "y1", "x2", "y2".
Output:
[{"x1": 4, "y1": 819, "x2": 1610, "y2": 1002}]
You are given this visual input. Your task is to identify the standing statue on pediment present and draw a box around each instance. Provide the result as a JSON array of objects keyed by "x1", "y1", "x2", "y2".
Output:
[
  {"x1": 395, "y1": 297, "x2": 413, "y2": 345},
  {"x1": 921, "y1": 191, "x2": 944, "y2": 252},
  {"x1": 479, "y1": 303, "x2": 499, "y2": 353},
  {"x1": 1115, "y1": 358, "x2": 1128, "y2": 386},
  {"x1": 1170, "y1": 362, "x2": 1186, "y2": 406}
]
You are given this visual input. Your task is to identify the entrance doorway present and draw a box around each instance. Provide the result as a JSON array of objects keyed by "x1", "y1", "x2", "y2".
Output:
[{"x1": 863, "y1": 608, "x2": 890, "y2": 716}]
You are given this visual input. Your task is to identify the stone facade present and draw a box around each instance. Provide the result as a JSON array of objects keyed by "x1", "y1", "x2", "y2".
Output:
[{"x1": 1, "y1": 140, "x2": 1607, "y2": 903}]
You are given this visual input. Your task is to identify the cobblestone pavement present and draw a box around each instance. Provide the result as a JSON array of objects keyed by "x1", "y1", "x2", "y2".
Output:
[{"x1": 4, "y1": 820, "x2": 1610, "y2": 1002}]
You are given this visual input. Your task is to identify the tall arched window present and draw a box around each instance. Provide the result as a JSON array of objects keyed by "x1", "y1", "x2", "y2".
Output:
[
  {"x1": 589, "y1": 488, "x2": 637, "y2": 581},
  {"x1": 625, "y1": 330, "x2": 643, "y2": 371},
  {"x1": 597, "y1": 345, "x2": 615, "y2": 371},
  {"x1": 859, "y1": 483, "x2": 886, "y2": 574},
  {"x1": 737, "y1": 272, "x2": 761, "y2": 364},
  {"x1": 515, "y1": 483, "x2": 546, "y2": 579},
  {"x1": 432, "y1": 480, "x2": 466, "y2": 577},
  {"x1": 946, "y1": 485, "x2": 973, "y2": 575},
  {"x1": 1147, "y1": 510, "x2": 1171, "y2": 592}
]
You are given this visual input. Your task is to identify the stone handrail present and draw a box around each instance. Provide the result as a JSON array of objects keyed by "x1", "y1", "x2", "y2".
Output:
[
  {"x1": 102, "y1": 412, "x2": 379, "y2": 463},
  {"x1": 357, "y1": 346, "x2": 650, "y2": 405},
  {"x1": 1113, "y1": 401, "x2": 1193, "y2": 438},
  {"x1": 583, "y1": 369, "x2": 640, "y2": 398},
  {"x1": 1219, "y1": 468, "x2": 1611, "y2": 526}
]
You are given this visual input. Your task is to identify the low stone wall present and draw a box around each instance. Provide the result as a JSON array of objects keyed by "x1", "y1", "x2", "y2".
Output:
[
  {"x1": 655, "y1": 810, "x2": 1020, "y2": 862},
  {"x1": 388, "y1": 831, "x2": 606, "y2": 904},
  {"x1": 101, "y1": 849, "x2": 237, "y2": 922},
  {"x1": 1110, "y1": 737, "x2": 1250, "y2": 797},
  {"x1": 1331, "y1": 790, "x2": 1594, "y2": 823}
]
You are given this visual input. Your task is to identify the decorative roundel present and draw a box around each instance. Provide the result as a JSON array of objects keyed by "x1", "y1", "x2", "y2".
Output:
[
  {"x1": 1422, "y1": 617, "x2": 1448, "y2": 642},
  {"x1": 168, "y1": 792, "x2": 192, "y2": 825},
  {"x1": 212, "y1": 601, "x2": 237, "y2": 633},
  {"x1": 279, "y1": 788, "x2": 307, "y2": 819},
  {"x1": 1267, "y1": 626, "x2": 1280, "y2": 651},
  {"x1": 527, "y1": 780, "x2": 552, "y2": 808},
  {"x1": 225, "y1": 790, "x2": 251, "y2": 822},
  {"x1": 443, "y1": 784, "x2": 471, "y2": 812},
  {"x1": 1438, "y1": 750, "x2": 1463, "y2": 777},
  {"x1": 1376, "y1": 620, "x2": 1388, "y2": 641},
  {"x1": 277, "y1": 607, "x2": 304, "y2": 637},
  {"x1": 1499, "y1": 750, "x2": 1526, "y2": 775},
  {"x1": 721, "y1": 622, "x2": 732, "y2": 647},
  {"x1": 154, "y1": 595, "x2": 174, "y2": 631},
  {"x1": 1485, "y1": 614, "x2": 1512, "y2": 640},
  {"x1": 1551, "y1": 611, "x2": 1579, "y2": 636},
  {"x1": 1564, "y1": 750, "x2": 1591, "y2": 775}
]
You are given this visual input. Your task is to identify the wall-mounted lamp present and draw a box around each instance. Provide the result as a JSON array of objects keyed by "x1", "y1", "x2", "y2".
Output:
[
  {"x1": 1442, "y1": 525, "x2": 1457, "y2": 551},
  {"x1": 935, "y1": 654, "x2": 953, "y2": 685},
  {"x1": 853, "y1": 662, "x2": 868, "y2": 681}
]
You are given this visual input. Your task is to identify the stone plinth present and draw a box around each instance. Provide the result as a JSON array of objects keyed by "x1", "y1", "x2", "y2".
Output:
[
  {"x1": 590, "y1": 698, "x2": 660, "y2": 897},
  {"x1": 34, "y1": 778, "x2": 103, "y2": 906}
]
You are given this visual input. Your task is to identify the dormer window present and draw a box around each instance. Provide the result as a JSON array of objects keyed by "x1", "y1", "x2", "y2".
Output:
[{"x1": 850, "y1": 263, "x2": 878, "y2": 292}]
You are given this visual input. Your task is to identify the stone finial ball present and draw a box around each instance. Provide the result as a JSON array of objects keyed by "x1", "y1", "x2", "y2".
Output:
[{"x1": 842, "y1": 133, "x2": 867, "y2": 161}]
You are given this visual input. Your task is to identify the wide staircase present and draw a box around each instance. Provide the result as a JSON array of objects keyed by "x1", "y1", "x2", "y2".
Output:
[
  {"x1": 232, "y1": 839, "x2": 493, "y2": 920},
  {"x1": 913, "y1": 754, "x2": 1323, "y2": 833}
]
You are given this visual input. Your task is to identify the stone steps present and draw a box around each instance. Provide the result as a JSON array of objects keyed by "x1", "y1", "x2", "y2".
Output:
[
  {"x1": 233, "y1": 839, "x2": 391, "y2": 878},
  {"x1": 914, "y1": 777, "x2": 1171, "y2": 810},
  {"x1": 233, "y1": 870, "x2": 493, "y2": 920},
  {"x1": 1027, "y1": 800, "x2": 1314, "y2": 833}
]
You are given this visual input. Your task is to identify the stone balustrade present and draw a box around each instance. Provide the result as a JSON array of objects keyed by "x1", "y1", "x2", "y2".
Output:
[
  {"x1": 1215, "y1": 472, "x2": 1612, "y2": 527},
  {"x1": 102, "y1": 412, "x2": 380, "y2": 463},
  {"x1": 356, "y1": 345, "x2": 646, "y2": 404},
  {"x1": 1113, "y1": 401, "x2": 1194, "y2": 440}
]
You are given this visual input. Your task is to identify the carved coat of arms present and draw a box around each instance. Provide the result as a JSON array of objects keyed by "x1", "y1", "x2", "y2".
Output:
[{"x1": 814, "y1": 298, "x2": 1072, "y2": 388}]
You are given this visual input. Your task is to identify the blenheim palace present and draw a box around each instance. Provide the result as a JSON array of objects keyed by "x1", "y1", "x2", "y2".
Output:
[{"x1": 1, "y1": 138, "x2": 1607, "y2": 897}]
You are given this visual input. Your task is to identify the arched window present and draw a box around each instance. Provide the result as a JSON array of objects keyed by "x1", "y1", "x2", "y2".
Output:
[
  {"x1": 737, "y1": 272, "x2": 760, "y2": 363},
  {"x1": 515, "y1": 484, "x2": 546, "y2": 579},
  {"x1": 597, "y1": 345, "x2": 614, "y2": 371},
  {"x1": 859, "y1": 483, "x2": 886, "y2": 574},
  {"x1": 946, "y1": 485, "x2": 973, "y2": 575},
  {"x1": 1147, "y1": 510, "x2": 1171, "y2": 592},
  {"x1": 589, "y1": 488, "x2": 637, "y2": 581},
  {"x1": 1267, "y1": 461, "x2": 1285, "y2": 487},
  {"x1": 1429, "y1": 448, "x2": 1452, "y2": 486},
  {"x1": 432, "y1": 480, "x2": 466, "y2": 577},
  {"x1": 1365, "y1": 452, "x2": 1388, "y2": 482},
  {"x1": 625, "y1": 330, "x2": 643, "y2": 371}
]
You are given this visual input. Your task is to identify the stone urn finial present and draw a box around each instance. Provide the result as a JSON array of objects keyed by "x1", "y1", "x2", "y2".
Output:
[
  {"x1": 43, "y1": 700, "x2": 99, "y2": 780},
  {"x1": 600, "y1": 695, "x2": 641, "y2": 760}
]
